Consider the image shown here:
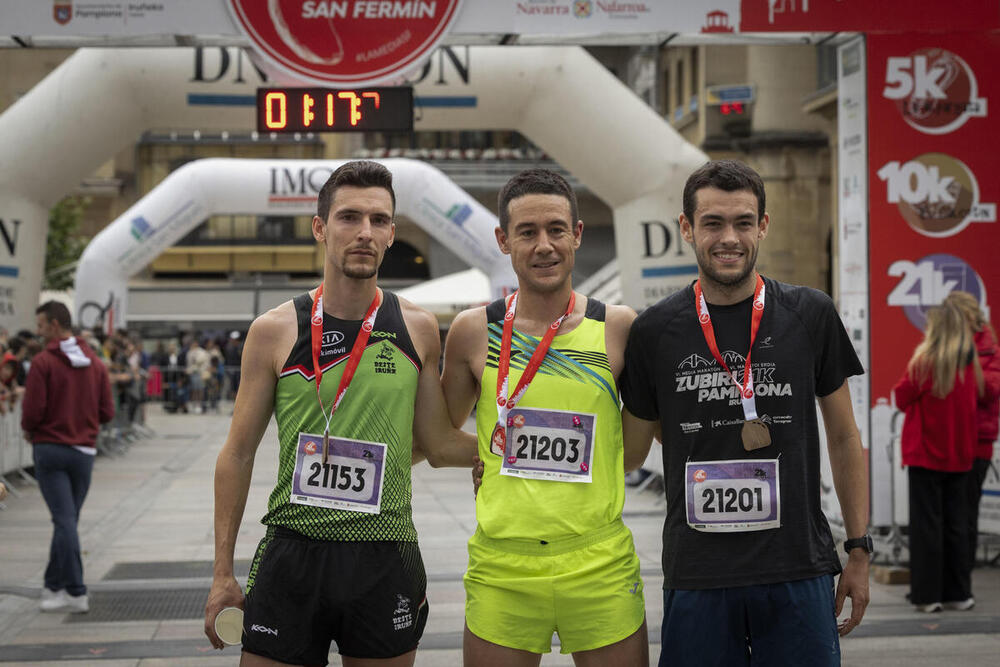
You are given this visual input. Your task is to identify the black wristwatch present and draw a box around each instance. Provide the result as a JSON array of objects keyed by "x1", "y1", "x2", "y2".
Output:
[{"x1": 843, "y1": 534, "x2": 874, "y2": 555}]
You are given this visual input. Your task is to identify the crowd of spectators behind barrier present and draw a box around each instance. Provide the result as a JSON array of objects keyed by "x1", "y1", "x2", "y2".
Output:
[
  {"x1": 0, "y1": 326, "x2": 245, "y2": 506},
  {"x1": 0, "y1": 326, "x2": 244, "y2": 415}
]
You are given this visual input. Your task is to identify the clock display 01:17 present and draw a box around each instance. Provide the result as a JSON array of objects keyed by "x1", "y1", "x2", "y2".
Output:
[{"x1": 256, "y1": 87, "x2": 414, "y2": 133}]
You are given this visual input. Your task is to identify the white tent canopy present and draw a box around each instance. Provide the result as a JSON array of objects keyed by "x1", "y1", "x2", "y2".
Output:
[{"x1": 395, "y1": 268, "x2": 490, "y2": 316}]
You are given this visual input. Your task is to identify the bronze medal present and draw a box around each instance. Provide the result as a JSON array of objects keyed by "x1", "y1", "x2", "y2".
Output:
[
  {"x1": 490, "y1": 424, "x2": 507, "y2": 456},
  {"x1": 741, "y1": 418, "x2": 771, "y2": 451}
]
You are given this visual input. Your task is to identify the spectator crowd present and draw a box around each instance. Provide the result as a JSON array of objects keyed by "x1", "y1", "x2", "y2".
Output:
[{"x1": 0, "y1": 325, "x2": 244, "y2": 426}]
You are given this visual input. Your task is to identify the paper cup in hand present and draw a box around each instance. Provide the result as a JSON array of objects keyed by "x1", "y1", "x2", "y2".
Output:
[{"x1": 214, "y1": 606, "x2": 244, "y2": 646}]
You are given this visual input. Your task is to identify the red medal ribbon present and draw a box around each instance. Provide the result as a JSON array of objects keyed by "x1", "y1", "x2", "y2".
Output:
[
  {"x1": 494, "y1": 290, "x2": 576, "y2": 434},
  {"x1": 310, "y1": 283, "x2": 382, "y2": 461},
  {"x1": 693, "y1": 275, "x2": 766, "y2": 420}
]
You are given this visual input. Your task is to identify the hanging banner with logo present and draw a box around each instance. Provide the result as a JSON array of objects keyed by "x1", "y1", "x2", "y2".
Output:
[
  {"x1": 227, "y1": 0, "x2": 465, "y2": 86},
  {"x1": 867, "y1": 32, "x2": 1000, "y2": 534},
  {"x1": 739, "y1": 0, "x2": 1000, "y2": 33},
  {"x1": 511, "y1": 0, "x2": 741, "y2": 34}
]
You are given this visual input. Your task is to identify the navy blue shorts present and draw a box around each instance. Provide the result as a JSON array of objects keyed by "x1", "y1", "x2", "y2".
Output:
[{"x1": 659, "y1": 574, "x2": 840, "y2": 667}]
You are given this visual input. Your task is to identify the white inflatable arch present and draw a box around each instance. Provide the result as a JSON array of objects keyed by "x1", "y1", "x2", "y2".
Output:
[
  {"x1": 0, "y1": 45, "x2": 707, "y2": 329},
  {"x1": 73, "y1": 157, "x2": 513, "y2": 329}
]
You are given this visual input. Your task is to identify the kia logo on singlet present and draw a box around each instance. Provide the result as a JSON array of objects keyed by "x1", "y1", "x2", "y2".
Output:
[{"x1": 323, "y1": 331, "x2": 345, "y2": 346}]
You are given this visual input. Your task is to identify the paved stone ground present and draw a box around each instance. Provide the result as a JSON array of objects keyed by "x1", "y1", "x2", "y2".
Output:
[{"x1": 0, "y1": 404, "x2": 997, "y2": 665}]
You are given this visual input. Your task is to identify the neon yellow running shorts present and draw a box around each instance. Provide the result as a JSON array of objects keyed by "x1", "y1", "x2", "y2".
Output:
[{"x1": 464, "y1": 519, "x2": 645, "y2": 655}]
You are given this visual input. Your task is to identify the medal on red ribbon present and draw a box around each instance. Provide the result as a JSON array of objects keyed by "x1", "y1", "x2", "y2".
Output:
[
  {"x1": 491, "y1": 290, "x2": 576, "y2": 456},
  {"x1": 310, "y1": 283, "x2": 382, "y2": 463},
  {"x1": 693, "y1": 275, "x2": 771, "y2": 451}
]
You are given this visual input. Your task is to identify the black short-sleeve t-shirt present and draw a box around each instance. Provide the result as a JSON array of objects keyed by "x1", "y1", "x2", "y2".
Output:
[{"x1": 620, "y1": 277, "x2": 864, "y2": 589}]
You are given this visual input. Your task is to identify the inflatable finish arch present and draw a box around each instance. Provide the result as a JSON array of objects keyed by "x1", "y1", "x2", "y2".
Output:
[
  {"x1": 0, "y1": 46, "x2": 707, "y2": 330},
  {"x1": 73, "y1": 158, "x2": 514, "y2": 329}
]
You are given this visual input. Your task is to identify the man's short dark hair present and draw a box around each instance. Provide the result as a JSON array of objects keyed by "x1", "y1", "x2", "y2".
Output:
[
  {"x1": 497, "y1": 168, "x2": 578, "y2": 232},
  {"x1": 8, "y1": 337, "x2": 23, "y2": 354},
  {"x1": 36, "y1": 301, "x2": 72, "y2": 330},
  {"x1": 317, "y1": 160, "x2": 396, "y2": 223},
  {"x1": 682, "y1": 160, "x2": 766, "y2": 223}
]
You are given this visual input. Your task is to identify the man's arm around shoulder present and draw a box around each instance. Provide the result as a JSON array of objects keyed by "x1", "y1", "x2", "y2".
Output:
[
  {"x1": 606, "y1": 304, "x2": 657, "y2": 472},
  {"x1": 403, "y1": 299, "x2": 477, "y2": 468},
  {"x1": 204, "y1": 306, "x2": 288, "y2": 649}
]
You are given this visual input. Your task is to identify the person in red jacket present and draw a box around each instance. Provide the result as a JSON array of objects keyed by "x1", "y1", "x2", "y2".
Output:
[
  {"x1": 22, "y1": 301, "x2": 114, "y2": 614},
  {"x1": 893, "y1": 300, "x2": 983, "y2": 613},
  {"x1": 944, "y1": 290, "x2": 1000, "y2": 569}
]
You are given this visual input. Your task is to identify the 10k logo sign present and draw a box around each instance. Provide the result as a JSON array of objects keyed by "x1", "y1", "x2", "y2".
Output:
[
  {"x1": 877, "y1": 153, "x2": 996, "y2": 237},
  {"x1": 883, "y1": 48, "x2": 987, "y2": 135}
]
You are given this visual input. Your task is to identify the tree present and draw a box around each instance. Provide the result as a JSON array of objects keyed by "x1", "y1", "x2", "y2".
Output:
[{"x1": 44, "y1": 196, "x2": 90, "y2": 290}]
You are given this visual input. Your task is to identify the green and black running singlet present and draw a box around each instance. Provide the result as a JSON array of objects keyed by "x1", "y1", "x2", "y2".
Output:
[{"x1": 262, "y1": 290, "x2": 421, "y2": 542}]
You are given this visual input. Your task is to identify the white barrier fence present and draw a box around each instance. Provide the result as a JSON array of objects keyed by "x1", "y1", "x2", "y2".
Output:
[{"x1": 0, "y1": 402, "x2": 35, "y2": 500}]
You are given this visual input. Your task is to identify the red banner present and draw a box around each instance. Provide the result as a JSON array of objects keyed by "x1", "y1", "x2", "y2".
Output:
[
  {"x1": 867, "y1": 32, "x2": 1000, "y2": 403},
  {"x1": 741, "y1": 0, "x2": 1000, "y2": 33},
  {"x1": 228, "y1": 0, "x2": 464, "y2": 85}
]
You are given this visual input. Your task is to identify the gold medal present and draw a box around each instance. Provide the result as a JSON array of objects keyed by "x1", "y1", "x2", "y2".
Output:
[
  {"x1": 741, "y1": 418, "x2": 771, "y2": 451},
  {"x1": 490, "y1": 424, "x2": 506, "y2": 456},
  {"x1": 322, "y1": 431, "x2": 330, "y2": 464}
]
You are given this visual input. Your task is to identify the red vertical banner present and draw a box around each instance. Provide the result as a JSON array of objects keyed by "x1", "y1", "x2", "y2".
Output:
[{"x1": 868, "y1": 32, "x2": 999, "y2": 405}]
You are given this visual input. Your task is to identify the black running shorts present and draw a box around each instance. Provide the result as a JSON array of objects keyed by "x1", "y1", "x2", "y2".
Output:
[{"x1": 241, "y1": 527, "x2": 429, "y2": 665}]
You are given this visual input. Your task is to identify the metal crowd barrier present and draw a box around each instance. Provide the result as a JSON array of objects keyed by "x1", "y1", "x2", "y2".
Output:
[
  {"x1": 144, "y1": 364, "x2": 240, "y2": 413},
  {"x1": 0, "y1": 401, "x2": 36, "y2": 504}
]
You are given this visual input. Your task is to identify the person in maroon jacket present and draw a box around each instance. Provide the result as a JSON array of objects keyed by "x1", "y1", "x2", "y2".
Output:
[
  {"x1": 944, "y1": 290, "x2": 1000, "y2": 570},
  {"x1": 893, "y1": 300, "x2": 983, "y2": 613},
  {"x1": 22, "y1": 301, "x2": 114, "y2": 614}
]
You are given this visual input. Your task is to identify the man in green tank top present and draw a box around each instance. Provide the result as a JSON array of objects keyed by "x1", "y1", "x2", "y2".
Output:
[
  {"x1": 204, "y1": 161, "x2": 476, "y2": 666},
  {"x1": 443, "y1": 169, "x2": 655, "y2": 665}
]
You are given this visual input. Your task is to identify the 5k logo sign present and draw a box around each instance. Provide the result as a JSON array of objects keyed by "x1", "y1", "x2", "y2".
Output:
[{"x1": 882, "y1": 48, "x2": 987, "y2": 134}]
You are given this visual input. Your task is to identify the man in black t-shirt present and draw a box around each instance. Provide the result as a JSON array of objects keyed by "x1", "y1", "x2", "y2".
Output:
[{"x1": 620, "y1": 160, "x2": 870, "y2": 666}]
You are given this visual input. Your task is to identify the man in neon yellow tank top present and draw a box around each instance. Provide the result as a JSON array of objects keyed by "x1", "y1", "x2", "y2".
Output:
[
  {"x1": 443, "y1": 169, "x2": 653, "y2": 665},
  {"x1": 204, "y1": 161, "x2": 475, "y2": 666}
]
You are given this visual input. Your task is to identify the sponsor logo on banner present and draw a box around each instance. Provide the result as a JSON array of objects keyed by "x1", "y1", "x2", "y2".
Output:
[
  {"x1": 517, "y1": 0, "x2": 569, "y2": 15},
  {"x1": 882, "y1": 48, "x2": 987, "y2": 135},
  {"x1": 887, "y1": 253, "x2": 988, "y2": 330},
  {"x1": 741, "y1": 0, "x2": 1000, "y2": 33},
  {"x1": 517, "y1": 0, "x2": 650, "y2": 19},
  {"x1": 269, "y1": 166, "x2": 333, "y2": 207},
  {"x1": 446, "y1": 202, "x2": 472, "y2": 226},
  {"x1": 53, "y1": 1, "x2": 72, "y2": 24},
  {"x1": 595, "y1": 1, "x2": 652, "y2": 19},
  {"x1": 0, "y1": 217, "x2": 18, "y2": 315},
  {"x1": 877, "y1": 153, "x2": 996, "y2": 237},
  {"x1": 130, "y1": 216, "x2": 156, "y2": 242},
  {"x1": 572, "y1": 1, "x2": 592, "y2": 18},
  {"x1": 702, "y1": 10, "x2": 734, "y2": 33},
  {"x1": 228, "y1": 0, "x2": 464, "y2": 86}
]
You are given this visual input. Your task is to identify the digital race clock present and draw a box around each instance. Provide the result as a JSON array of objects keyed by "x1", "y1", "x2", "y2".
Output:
[{"x1": 256, "y1": 87, "x2": 414, "y2": 133}]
